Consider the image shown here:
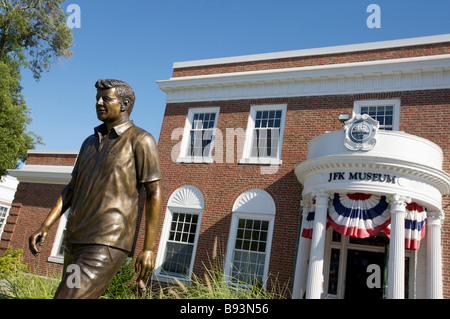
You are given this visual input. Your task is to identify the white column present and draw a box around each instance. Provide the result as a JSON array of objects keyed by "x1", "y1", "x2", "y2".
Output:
[
  {"x1": 292, "y1": 199, "x2": 312, "y2": 299},
  {"x1": 427, "y1": 210, "x2": 444, "y2": 299},
  {"x1": 388, "y1": 194, "x2": 410, "y2": 299},
  {"x1": 306, "y1": 192, "x2": 329, "y2": 299}
]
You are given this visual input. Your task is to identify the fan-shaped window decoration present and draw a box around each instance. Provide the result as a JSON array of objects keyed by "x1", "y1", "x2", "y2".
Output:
[
  {"x1": 232, "y1": 189, "x2": 276, "y2": 215},
  {"x1": 168, "y1": 185, "x2": 204, "y2": 211},
  {"x1": 385, "y1": 202, "x2": 426, "y2": 251},
  {"x1": 328, "y1": 193, "x2": 390, "y2": 238}
]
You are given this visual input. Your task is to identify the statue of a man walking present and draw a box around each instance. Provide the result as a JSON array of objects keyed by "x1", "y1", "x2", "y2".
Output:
[{"x1": 29, "y1": 79, "x2": 162, "y2": 298}]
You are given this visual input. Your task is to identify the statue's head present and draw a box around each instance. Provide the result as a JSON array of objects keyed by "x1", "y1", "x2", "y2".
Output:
[{"x1": 95, "y1": 79, "x2": 135, "y2": 115}]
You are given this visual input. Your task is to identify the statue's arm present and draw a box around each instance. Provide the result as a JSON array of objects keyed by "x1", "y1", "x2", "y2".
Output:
[
  {"x1": 28, "y1": 179, "x2": 74, "y2": 256},
  {"x1": 135, "y1": 180, "x2": 162, "y2": 287}
]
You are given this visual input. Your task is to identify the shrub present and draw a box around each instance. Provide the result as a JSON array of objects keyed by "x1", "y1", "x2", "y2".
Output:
[{"x1": 0, "y1": 247, "x2": 27, "y2": 278}]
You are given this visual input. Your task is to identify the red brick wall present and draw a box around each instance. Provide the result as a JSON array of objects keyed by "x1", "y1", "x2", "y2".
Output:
[
  {"x1": 173, "y1": 42, "x2": 450, "y2": 77},
  {"x1": 155, "y1": 89, "x2": 450, "y2": 296},
  {"x1": 24, "y1": 153, "x2": 77, "y2": 166},
  {"x1": 3, "y1": 182, "x2": 67, "y2": 277}
]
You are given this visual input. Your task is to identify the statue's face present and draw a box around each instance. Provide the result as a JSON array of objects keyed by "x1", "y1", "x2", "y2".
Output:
[{"x1": 96, "y1": 88, "x2": 122, "y2": 123}]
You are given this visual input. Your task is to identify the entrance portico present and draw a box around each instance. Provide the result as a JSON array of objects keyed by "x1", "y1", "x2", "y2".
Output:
[{"x1": 293, "y1": 118, "x2": 450, "y2": 299}]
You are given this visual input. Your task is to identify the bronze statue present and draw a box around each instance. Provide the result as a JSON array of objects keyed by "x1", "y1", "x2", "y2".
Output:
[{"x1": 29, "y1": 79, "x2": 162, "y2": 298}]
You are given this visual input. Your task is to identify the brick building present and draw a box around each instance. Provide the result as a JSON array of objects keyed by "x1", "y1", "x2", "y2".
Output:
[{"x1": 4, "y1": 34, "x2": 450, "y2": 299}]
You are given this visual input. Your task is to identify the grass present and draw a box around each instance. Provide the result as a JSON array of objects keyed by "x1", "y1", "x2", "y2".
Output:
[{"x1": 0, "y1": 257, "x2": 290, "y2": 299}]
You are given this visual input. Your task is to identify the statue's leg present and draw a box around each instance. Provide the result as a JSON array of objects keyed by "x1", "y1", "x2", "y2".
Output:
[{"x1": 54, "y1": 244, "x2": 128, "y2": 299}]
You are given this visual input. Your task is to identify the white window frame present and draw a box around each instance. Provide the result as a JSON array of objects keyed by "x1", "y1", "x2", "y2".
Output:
[
  {"x1": 239, "y1": 104, "x2": 287, "y2": 166},
  {"x1": 353, "y1": 99, "x2": 400, "y2": 131},
  {"x1": 224, "y1": 189, "x2": 276, "y2": 287},
  {"x1": 0, "y1": 205, "x2": 11, "y2": 240},
  {"x1": 154, "y1": 186, "x2": 204, "y2": 284},
  {"x1": 48, "y1": 209, "x2": 70, "y2": 264},
  {"x1": 177, "y1": 107, "x2": 220, "y2": 164}
]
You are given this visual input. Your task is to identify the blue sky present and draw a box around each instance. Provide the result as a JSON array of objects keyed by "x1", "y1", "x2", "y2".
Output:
[{"x1": 19, "y1": 0, "x2": 450, "y2": 151}]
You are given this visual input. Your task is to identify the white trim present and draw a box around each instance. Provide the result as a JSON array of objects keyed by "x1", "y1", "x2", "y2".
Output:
[
  {"x1": 0, "y1": 175, "x2": 19, "y2": 204},
  {"x1": 239, "y1": 104, "x2": 287, "y2": 165},
  {"x1": 353, "y1": 99, "x2": 401, "y2": 131},
  {"x1": 154, "y1": 185, "x2": 204, "y2": 283},
  {"x1": 48, "y1": 210, "x2": 70, "y2": 264},
  {"x1": 27, "y1": 150, "x2": 78, "y2": 155},
  {"x1": 176, "y1": 107, "x2": 220, "y2": 164},
  {"x1": 173, "y1": 34, "x2": 450, "y2": 68},
  {"x1": 0, "y1": 204, "x2": 11, "y2": 241},
  {"x1": 7, "y1": 165, "x2": 73, "y2": 185},
  {"x1": 158, "y1": 54, "x2": 450, "y2": 103}
]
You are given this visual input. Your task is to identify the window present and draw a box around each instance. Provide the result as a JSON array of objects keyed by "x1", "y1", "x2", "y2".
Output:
[
  {"x1": 240, "y1": 104, "x2": 287, "y2": 165},
  {"x1": 48, "y1": 210, "x2": 70, "y2": 263},
  {"x1": 0, "y1": 205, "x2": 10, "y2": 240},
  {"x1": 353, "y1": 100, "x2": 400, "y2": 131},
  {"x1": 225, "y1": 189, "x2": 275, "y2": 286},
  {"x1": 154, "y1": 185, "x2": 204, "y2": 282},
  {"x1": 231, "y1": 218, "x2": 269, "y2": 284},
  {"x1": 161, "y1": 212, "x2": 199, "y2": 276},
  {"x1": 177, "y1": 107, "x2": 220, "y2": 163}
]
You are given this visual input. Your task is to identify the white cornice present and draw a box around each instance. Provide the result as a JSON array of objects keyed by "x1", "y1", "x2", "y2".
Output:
[
  {"x1": 27, "y1": 150, "x2": 78, "y2": 155},
  {"x1": 7, "y1": 165, "x2": 73, "y2": 185},
  {"x1": 294, "y1": 155, "x2": 450, "y2": 196},
  {"x1": 158, "y1": 54, "x2": 450, "y2": 103},
  {"x1": 173, "y1": 34, "x2": 450, "y2": 68}
]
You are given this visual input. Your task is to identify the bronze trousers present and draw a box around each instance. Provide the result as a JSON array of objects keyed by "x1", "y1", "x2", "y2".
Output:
[{"x1": 54, "y1": 243, "x2": 128, "y2": 299}]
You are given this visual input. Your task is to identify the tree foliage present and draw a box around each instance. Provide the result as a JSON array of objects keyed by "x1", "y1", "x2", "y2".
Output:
[
  {"x1": 0, "y1": 0, "x2": 73, "y2": 176},
  {"x1": 0, "y1": 0, "x2": 73, "y2": 79}
]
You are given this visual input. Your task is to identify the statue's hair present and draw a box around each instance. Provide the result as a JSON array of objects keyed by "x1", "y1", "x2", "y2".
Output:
[{"x1": 95, "y1": 79, "x2": 135, "y2": 114}]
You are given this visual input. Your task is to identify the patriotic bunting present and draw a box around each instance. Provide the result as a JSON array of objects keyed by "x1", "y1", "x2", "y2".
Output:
[
  {"x1": 300, "y1": 193, "x2": 427, "y2": 251},
  {"x1": 385, "y1": 202, "x2": 427, "y2": 251},
  {"x1": 328, "y1": 193, "x2": 390, "y2": 238},
  {"x1": 301, "y1": 201, "x2": 315, "y2": 239}
]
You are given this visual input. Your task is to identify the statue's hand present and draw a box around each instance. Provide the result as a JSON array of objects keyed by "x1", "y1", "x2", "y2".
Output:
[
  {"x1": 29, "y1": 228, "x2": 48, "y2": 257},
  {"x1": 135, "y1": 250, "x2": 156, "y2": 290}
]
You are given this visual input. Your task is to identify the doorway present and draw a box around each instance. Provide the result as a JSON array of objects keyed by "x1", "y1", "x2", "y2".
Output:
[
  {"x1": 344, "y1": 249, "x2": 385, "y2": 299},
  {"x1": 324, "y1": 229, "x2": 414, "y2": 299}
]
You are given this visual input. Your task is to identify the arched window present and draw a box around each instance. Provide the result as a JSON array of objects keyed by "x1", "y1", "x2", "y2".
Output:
[
  {"x1": 154, "y1": 185, "x2": 204, "y2": 282},
  {"x1": 224, "y1": 189, "x2": 276, "y2": 286}
]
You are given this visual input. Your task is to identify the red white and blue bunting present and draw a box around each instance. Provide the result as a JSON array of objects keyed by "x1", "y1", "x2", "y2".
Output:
[
  {"x1": 301, "y1": 193, "x2": 427, "y2": 251},
  {"x1": 385, "y1": 202, "x2": 427, "y2": 251},
  {"x1": 328, "y1": 193, "x2": 390, "y2": 239},
  {"x1": 301, "y1": 200, "x2": 315, "y2": 239}
]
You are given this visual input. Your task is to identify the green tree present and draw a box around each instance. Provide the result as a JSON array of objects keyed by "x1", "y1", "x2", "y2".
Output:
[{"x1": 0, "y1": 0, "x2": 73, "y2": 176}]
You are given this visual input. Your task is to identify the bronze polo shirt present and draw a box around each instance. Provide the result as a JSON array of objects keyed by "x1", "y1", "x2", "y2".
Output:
[{"x1": 64, "y1": 121, "x2": 161, "y2": 252}]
